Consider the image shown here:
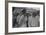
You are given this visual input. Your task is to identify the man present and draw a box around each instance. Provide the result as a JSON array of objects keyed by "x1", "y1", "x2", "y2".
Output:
[
  {"x1": 28, "y1": 11, "x2": 40, "y2": 27},
  {"x1": 17, "y1": 8, "x2": 27, "y2": 27}
]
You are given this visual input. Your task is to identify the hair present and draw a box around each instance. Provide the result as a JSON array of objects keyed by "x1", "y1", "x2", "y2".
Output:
[
  {"x1": 22, "y1": 8, "x2": 26, "y2": 14},
  {"x1": 37, "y1": 10, "x2": 40, "y2": 16},
  {"x1": 32, "y1": 12, "x2": 37, "y2": 17}
]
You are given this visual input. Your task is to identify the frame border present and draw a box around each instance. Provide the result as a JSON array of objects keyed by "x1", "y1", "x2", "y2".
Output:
[{"x1": 5, "y1": 1, "x2": 45, "y2": 34}]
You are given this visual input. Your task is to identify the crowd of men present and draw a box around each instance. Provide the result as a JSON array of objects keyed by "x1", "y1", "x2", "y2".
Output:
[{"x1": 12, "y1": 8, "x2": 40, "y2": 28}]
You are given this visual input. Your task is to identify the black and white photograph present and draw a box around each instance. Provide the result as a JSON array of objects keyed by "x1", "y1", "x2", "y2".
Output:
[
  {"x1": 12, "y1": 7, "x2": 40, "y2": 28},
  {"x1": 8, "y1": 2, "x2": 45, "y2": 33}
]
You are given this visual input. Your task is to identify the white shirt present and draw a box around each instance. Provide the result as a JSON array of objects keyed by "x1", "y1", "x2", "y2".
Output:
[
  {"x1": 17, "y1": 15, "x2": 27, "y2": 27},
  {"x1": 28, "y1": 15, "x2": 40, "y2": 27}
]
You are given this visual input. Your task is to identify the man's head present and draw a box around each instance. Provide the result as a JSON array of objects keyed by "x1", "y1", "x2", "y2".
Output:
[
  {"x1": 32, "y1": 12, "x2": 37, "y2": 17},
  {"x1": 22, "y1": 8, "x2": 26, "y2": 14},
  {"x1": 36, "y1": 10, "x2": 40, "y2": 16}
]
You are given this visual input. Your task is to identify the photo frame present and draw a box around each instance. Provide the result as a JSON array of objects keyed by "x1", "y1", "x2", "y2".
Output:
[{"x1": 5, "y1": 0, "x2": 45, "y2": 34}]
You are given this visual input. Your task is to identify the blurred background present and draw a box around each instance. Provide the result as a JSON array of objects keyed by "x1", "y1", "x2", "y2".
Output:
[{"x1": 0, "y1": 0, "x2": 45, "y2": 35}]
